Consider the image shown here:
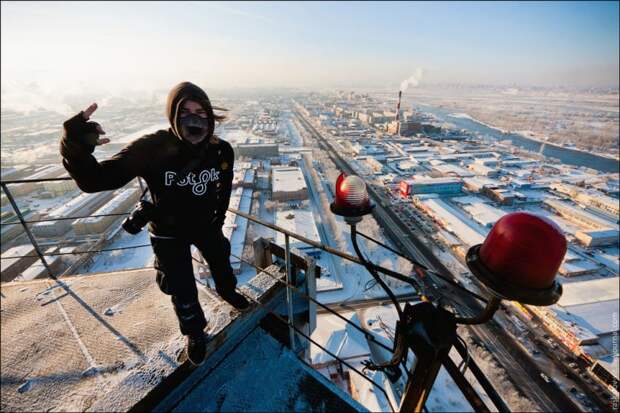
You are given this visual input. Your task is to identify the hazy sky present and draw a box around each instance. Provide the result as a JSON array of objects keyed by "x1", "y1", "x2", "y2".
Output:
[{"x1": 1, "y1": 1, "x2": 619, "y2": 97}]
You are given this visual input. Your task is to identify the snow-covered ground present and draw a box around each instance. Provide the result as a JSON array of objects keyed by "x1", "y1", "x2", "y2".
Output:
[
  {"x1": 310, "y1": 303, "x2": 494, "y2": 412},
  {"x1": 78, "y1": 223, "x2": 154, "y2": 274}
]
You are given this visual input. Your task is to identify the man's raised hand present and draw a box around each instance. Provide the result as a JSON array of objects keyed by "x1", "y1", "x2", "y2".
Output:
[{"x1": 82, "y1": 103, "x2": 110, "y2": 145}]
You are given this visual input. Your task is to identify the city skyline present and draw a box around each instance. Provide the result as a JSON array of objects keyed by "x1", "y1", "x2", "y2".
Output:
[{"x1": 1, "y1": 0, "x2": 619, "y2": 101}]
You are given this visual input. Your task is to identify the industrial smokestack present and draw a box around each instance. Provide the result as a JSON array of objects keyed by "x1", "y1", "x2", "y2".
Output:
[
  {"x1": 395, "y1": 90, "x2": 402, "y2": 135},
  {"x1": 396, "y1": 90, "x2": 402, "y2": 122}
]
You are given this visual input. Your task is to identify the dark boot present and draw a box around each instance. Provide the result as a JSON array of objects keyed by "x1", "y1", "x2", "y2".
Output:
[
  {"x1": 220, "y1": 290, "x2": 250, "y2": 310},
  {"x1": 185, "y1": 331, "x2": 207, "y2": 366}
]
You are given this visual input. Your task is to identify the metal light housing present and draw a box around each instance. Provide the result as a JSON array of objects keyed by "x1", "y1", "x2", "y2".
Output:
[
  {"x1": 466, "y1": 212, "x2": 565, "y2": 306},
  {"x1": 330, "y1": 173, "x2": 375, "y2": 222}
]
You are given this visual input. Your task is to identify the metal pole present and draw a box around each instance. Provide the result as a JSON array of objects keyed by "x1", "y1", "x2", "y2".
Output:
[
  {"x1": 452, "y1": 338, "x2": 510, "y2": 413},
  {"x1": 399, "y1": 347, "x2": 450, "y2": 412},
  {"x1": 284, "y1": 233, "x2": 295, "y2": 350},
  {"x1": 454, "y1": 296, "x2": 501, "y2": 325},
  {"x1": 443, "y1": 356, "x2": 490, "y2": 412},
  {"x1": 1, "y1": 183, "x2": 56, "y2": 279}
]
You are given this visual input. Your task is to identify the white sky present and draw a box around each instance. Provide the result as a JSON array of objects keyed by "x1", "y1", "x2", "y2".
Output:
[{"x1": 1, "y1": 1, "x2": 618, "y2": 108}]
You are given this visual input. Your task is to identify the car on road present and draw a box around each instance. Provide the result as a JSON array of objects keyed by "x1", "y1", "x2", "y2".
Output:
[{"x1": 540, "y1": 372, "x2": 552, "y2": 383}]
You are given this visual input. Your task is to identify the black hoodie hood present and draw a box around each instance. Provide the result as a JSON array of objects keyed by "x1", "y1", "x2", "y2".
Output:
[{"x1": 166, "y1": 81, "x2": 216, "y2": 146}]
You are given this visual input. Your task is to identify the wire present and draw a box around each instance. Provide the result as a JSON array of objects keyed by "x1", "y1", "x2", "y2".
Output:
[
  {"x1": 1, "y1": 212, "x2": 132, "y2": 226},
  {"x1": 231, "y1": 283, "x2": 397, "y2": 413},
  {"x1": 363, "y1": 278, "x2": 377, "y2": 292},
  {"x1": 351, "y1": 225, "x2": 404, "y2": 320},
  {"x1": 1, "y1": 244, "x2": 151, "y2": 259},
  {"x1": 356, "y1": 230, "x2": 488, "y2": 304},
  {"x1": 456, "y1": 334, "x2": 471, "y2": 375},
  {"x1": 221, "y1": 252, "x2": 397, "y2": 355},
  {"x1": 228, "y1": 250, "x2": 421, "y2": 404}
]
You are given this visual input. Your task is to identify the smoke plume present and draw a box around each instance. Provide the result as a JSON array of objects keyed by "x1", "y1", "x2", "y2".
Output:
[{"x1": 400, "y1": 68, "x2": 424, "y2": 92}]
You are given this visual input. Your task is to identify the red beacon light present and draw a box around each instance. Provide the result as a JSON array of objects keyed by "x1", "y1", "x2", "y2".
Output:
[
  {"x1": 466, "y1": 212, "x2": 565, "y2": 306},
  {"x1": 330, "y1": 173, "x2": 375, "y2": 223}
]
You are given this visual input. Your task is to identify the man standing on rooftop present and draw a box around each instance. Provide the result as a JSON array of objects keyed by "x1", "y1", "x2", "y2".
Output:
[{"x1": 59, "y1": 81, "x2": 249, "y2": 366}]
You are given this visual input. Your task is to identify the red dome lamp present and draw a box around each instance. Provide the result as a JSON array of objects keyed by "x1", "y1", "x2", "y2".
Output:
[
  {"x1": 466, "y1": 212, "x2": 565, "y2": 306},
  {"x1": 330, "y1": 173, "x2": 375, "y2": 223}
]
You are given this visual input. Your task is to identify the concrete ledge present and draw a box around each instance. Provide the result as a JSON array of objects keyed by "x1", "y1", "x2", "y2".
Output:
[{"x1": 0, "y1": 265, "x2": 284, "y2": 412}]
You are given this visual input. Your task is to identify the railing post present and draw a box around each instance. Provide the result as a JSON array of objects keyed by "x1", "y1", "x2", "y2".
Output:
[
  {"x1": 284, "y1": 233, "x2": 296, "y2": 351},
  {"x1": 1, "y1": 183, "x2": 56, "y2": 279}
]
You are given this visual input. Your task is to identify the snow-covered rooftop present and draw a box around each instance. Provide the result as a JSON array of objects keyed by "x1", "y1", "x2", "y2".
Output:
[
  {"x1": 2, "y1": 265, "x2": 335, "y2": 412},
  {"x1": 272, "y1": 166, "x2": 307, "y2": 194}
]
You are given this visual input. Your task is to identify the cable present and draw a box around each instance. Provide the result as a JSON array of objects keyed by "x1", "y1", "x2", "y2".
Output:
[
  {"x1": 219, "y1": 253, "x2": 398, "y2": 356},
  {"x1": 231, "y1": 283, "x2": 397, "y2": 413},
  {"x1": 351, "y1": 225, "x2": 404, "y2": 320},
  {"x1": 1, "y1": 244, "x2": 151, "y2": 259},
  {"x1": 363, "y1": 278, "x2": 377, "y2": 292},
  {"x1": 456, "y1": 334, "x2": 470, "y2": 374},
  {"x1": 228, "y1": 250, "x2": 418, "y2": 394},
  {"x1": 1, "y1": 212, "x2": 132, "y2": 226},
  {"x1": 357, "y1": 230, "x2": 488, "y2": 304}
]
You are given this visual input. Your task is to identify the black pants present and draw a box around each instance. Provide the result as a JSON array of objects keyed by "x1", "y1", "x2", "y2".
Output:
[{"x1": 150, "y1": 228, "x2": 238, "y2": 336}]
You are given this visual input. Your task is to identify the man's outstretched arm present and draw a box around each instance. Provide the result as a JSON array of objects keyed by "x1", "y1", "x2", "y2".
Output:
[{"x1": 60, "y1": 103, "x2": 146, "y2": 193}]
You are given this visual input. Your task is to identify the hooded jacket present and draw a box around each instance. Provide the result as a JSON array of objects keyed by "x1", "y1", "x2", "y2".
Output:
[{"x1": 59, "y1": 82, "x2": 234, "y2": 237}]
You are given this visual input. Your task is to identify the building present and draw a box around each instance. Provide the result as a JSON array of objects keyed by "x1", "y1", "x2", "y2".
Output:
[
  {"x1": 468, "y1": 163, "x2": 500, "y2": 177},
  {"x1": 574, "y1": 229, "x2": 619, "y2": 248},
  {"x1": 544, "y1": 199, "x2": 618, "y2": 231},
  {"x1": 463, "y1": 177, "x2": 500, "y2": 193},
  {"x1": 462, "y1": 203, "x2": 506, "y2": 228},
  {"x1": 485, "y1": 188, "x2": 517, "y2": 205},
  {"x1": 13, "y1": 248, "x2": 63, "y2": 281},
  {"x1": 1, "y1": 244, "x2": 38, "y2": 282},
  {"x1": 8, "y1": 165, "x2": 65, "y2": 196},
  {"x1": 275, "y1": 209, "x2": 322, "y2": 258},
  {"x1": 271, "y1": 167, "x2": 308, "y2": 201},
  {"x1": 236, "y1": 143, "x2": 279, "y2": 159},
  {"x1": 43, "y1": 179, "x2": 78, "y2": 196},
  {"x1": 400, "y1": 177, "x2": 463, "y2": 196},
  {"x1": 72, "y1": 188, "x2": 140, "y2": 235},
  {"x1": 364, "y1": 156, "x2": 384, "y2": 174},
  {"x1": 575, "y1": 192, "x2": 619, "y2": 221},
  {"x1": 32, "y1": 191, "x2": 113, "y2": 238}
]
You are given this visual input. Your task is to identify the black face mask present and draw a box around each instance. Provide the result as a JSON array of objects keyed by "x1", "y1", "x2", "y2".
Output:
[{"x1": 179, "y1": 114, "x2": 209, "y2": 140}]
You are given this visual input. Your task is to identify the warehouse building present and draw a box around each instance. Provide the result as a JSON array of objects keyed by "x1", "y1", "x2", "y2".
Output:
[
  {"x1": 32, "y1": 192, "x2": 113, "y2": 238},
  {"x1": 236, "y1": 143, "x2": 279, "y2": 159},
  {"x1": 1, "y1": 244, "x2": 37, "y2": 282},
  {"x1": 575, "y1": 229, "x2": 619, "y2": 248},
  {"x1": 400, "y1": 177, "x2": 463, "y2": 196},
  {"x1": 13, "y1": 248, "x2": 63, "y2": 281},
  {"x1": 271, "y1": 166, "x2": 308, "y2": 201},
  {"x1": 72, "y1": 188, "x2": 140, "y2": 235},
  {"x1": 8, "y1": 165, "x2": 65, "y2": 197},
  {"x1": 544, "y1": 199, "x2": 618, "y2": 231}
]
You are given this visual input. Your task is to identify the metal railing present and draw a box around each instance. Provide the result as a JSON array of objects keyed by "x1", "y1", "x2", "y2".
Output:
[{"x1": 1, "y1": 176, "x2": 508, "y2": 412}]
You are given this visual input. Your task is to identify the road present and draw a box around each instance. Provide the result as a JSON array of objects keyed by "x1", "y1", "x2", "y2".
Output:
[{"x1": 294, "y1": 107, "x2": 582, "y2": 412}]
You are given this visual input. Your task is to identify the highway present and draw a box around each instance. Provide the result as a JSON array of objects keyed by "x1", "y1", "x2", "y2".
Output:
[{"x1": 294, "y1": 108, "x2": 583, "y2": 412}]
